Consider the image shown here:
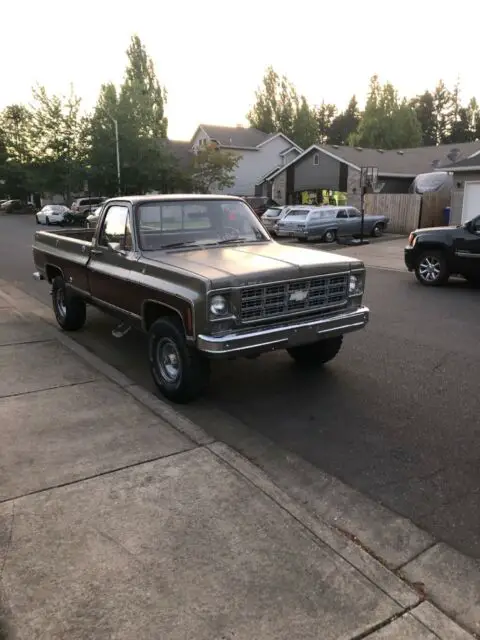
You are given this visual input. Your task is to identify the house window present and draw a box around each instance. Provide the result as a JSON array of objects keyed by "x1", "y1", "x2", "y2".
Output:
[{"x1": 313, "y1": 153, "x2": 320, "y2": 166}]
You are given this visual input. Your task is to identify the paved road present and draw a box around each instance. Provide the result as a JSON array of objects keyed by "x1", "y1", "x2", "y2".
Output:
[{"x1": 3, "y1": 213, "x2": 480, "y2": 558}]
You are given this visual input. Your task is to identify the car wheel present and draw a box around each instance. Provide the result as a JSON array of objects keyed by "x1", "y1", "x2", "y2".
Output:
[
  {"x1": 287, "y1": 336, "x2": 343, "y2": 366},
  {"x1": 46, "y1": 216, "x2": 51, "y2": 225},
  {"x1": 148, "y1": 316, "x2": 210, "y2": 404},
  {"x1": 51, "y1": 276, "x2": 87, "y2": 330},
  {"x1": 298, "y1": 237, "x2": 308, "y2": 243},
  {"x1": 35, "y1": 215, "x2": 40, "y2": 224},
  {"x1": 323, "y1": 230, "x2": 337, "y2": 243},
  {"x1": 371, "y1": 223, "x2": 384, "y2": 237},
  {"x1": 414, "y1": 250, "x2": 449, "y2": 286}
]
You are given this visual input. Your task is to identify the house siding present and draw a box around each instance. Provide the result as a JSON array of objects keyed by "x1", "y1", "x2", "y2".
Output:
[
  {"x1": 216, "y1": 135, "x2": 299, "y2": 197},
  {"x1": 293, "y1": 149, "x2": 341, "y2": 192},
  {"x1": 272, "y1": 172, "x2": 287, "y2": 204},
  {"x1": 450, "y1": 171, "x2": 480, "y2": 225}
]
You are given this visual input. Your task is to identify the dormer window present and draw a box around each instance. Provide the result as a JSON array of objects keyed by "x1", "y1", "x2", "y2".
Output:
[{"x1": 313, "y1": 153, "x2": 320, "y2": 166}]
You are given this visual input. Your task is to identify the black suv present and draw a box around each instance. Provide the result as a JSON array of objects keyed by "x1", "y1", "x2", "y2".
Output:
[{"x1": 404, "y1": 215, "x2": 480, "y2": 286}]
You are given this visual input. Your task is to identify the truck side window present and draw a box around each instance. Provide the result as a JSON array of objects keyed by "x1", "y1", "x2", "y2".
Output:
[{"x1": 99, "y1": 205, "x2": 130, "y2": 249}]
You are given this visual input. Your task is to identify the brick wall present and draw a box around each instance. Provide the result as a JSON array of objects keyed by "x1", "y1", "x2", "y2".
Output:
[{"x1": 347, "y1": 167, "x2": 362, "y2": 209}]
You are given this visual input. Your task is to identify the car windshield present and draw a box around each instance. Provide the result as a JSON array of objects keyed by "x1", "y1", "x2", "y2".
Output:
[
  {"x1": 284, "y1": 209, "x2": 310, "y2": 221},
  {"x1": 136, "y1": 199, "x2": 270, "y2": 251}
]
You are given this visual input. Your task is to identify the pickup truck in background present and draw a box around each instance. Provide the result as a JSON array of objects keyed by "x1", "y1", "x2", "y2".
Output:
[{"x1": 33, "y1": 194, "x2": 370, "y2": 403}]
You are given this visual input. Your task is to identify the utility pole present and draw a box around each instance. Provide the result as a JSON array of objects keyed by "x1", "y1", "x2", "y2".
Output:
[{"x1": 101, "y1": 109, "x2": 121, "y2": 196}]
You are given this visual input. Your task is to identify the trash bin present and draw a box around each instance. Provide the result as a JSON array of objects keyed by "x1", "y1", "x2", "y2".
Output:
[{"x1": 443, "y1": 206, "x2": 451, "y2": 225}]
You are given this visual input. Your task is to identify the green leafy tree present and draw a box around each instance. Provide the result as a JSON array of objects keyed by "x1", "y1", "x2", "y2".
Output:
[
  {"x1": 28, "y1": 85, "x2": 89, "y2": 198},
  {"x1": 247, "y1": 66, "x2": 317, "y2": 147},
  {"x1": 88, "y1": 82, "x2": 121, "y2": 195},
  {"x1": 316, "y1": 101, "x2": 337, "y2": 144},
  {"x1": 190, "y1": 145, "x2": 239, "y2": 193},
  {"x1": 410, "y1": 91, "x2": 436, "y2": 146},
  {"x1": 352, "y1": 75, "x2": 422, "y2": 149},
  {"x1": 327, "y1": 95, "x2": 360, "y2": 145},
  {"x1": 432, "y1": 80, "x2": 453, "y2": 144},
  {"x1": 0, "y1": 104, "x2": 35, "y2": 197}
]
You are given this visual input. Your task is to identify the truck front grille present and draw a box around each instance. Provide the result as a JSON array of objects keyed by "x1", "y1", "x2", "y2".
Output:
[{"x1": 240, "y1": 274, "x2": 348, "y2": 322}]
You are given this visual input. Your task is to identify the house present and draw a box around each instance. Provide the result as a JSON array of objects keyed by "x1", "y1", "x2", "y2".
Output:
[
  {"x1": 189, "y1": 124, "x2": 302, "y2": 196},
  {"x1": 442, "y1": 151, "x2": 480, "y2": 225},
  {"x1": 260, "y1": 141, "x2": 480, "y2": 209}
]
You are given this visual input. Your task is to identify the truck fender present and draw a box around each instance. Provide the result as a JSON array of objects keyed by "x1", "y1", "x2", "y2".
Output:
[{"x1": 141, "y1": 299, "x2": 192, "y2": 338}]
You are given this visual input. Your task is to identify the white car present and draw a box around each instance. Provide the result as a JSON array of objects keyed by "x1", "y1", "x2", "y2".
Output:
[{"x1": 36, "y1": 205, "x2": 70, "y2": 225}]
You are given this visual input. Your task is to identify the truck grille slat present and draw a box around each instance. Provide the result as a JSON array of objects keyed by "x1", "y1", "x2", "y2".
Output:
[{"x1": 240, "y1": 275, "x2": 348, "y2": 322}]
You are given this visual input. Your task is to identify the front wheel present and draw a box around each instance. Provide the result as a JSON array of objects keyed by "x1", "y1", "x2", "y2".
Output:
[
  {"x1": 51, "y1": 276, "x2": 87, "y2": 330},
  {"x1": 287, "y1": 336, "x2": 343, "y2": 367},
  {"x1": 148, "y1": 317, "x2": 210, "y2": 403},
  {"x1": 35, "y1": 215, "x2": 40, "y2": 224},
  {"x1": 414, "y1": 250, "x2": 449, "y2": 286}
]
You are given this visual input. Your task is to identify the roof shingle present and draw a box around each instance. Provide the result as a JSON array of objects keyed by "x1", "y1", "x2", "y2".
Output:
[
  {"x1": 198, "y1": 124, "x2": 272, "y2": 148},
  {"x1": 319, "y1": 141, "x2": 480, "y2": 176}
]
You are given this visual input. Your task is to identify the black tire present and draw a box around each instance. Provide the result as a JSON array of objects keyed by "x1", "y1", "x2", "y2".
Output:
[
  {"x1": 298, "y1": 237, "x2": 308, "y2": 243},
  {"x1": 35, "y1": 215, "x2": 40, "y2": 224},
  {"x1": 46, "y1": 216, "x2": 51, "y2": 225},
  {"x1": 51, "y1": 276, "x2": 87, "y2": 330},
  {"x1": 148, "y1": 317, "x2": 210, "y2": 404},
  {"x1": 414, "y1": 250, "x2": 449, "y2": 286},
  {"x1": 287, "y1": 336, "x2": 343, "y2": 366},
  {"x1": 323, "y1": 229, "x2": 337, "y2": 243},
  {"x1": 371, "y1": 223, "x2": 383, "y2": 237}
]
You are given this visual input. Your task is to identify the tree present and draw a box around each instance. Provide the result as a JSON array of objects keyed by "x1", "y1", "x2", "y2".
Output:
[
  {"x1": 115, "y1": 34, "x2": 173, "y2": 193},
  {"x1": 247, "y1": 66, "x2": 317, "y2": 147},
  {"x1": 316, "y1": 101, "x2": 337, "y2": 144},
  {"x1": 190, "y1": 145, "x2": 239, "y2": 193},
  {"x1": 0, "y1": 104, "x2": 35, "y2": 198},
  {"x1": 352, "y1": 75, "x2": 422, "y2": 149},
  {"x1": 432, "y1": 80, "x2": 453, "y2": 144},
  {"x1": 88, "y1": 82, "x2": 121, "y2": 195},
  {"x1": 327, "y1": 95, "x2": 360, "y2": 145},
  {"x1": 28, "y1": 85, "x2": 89, "y2": 198},
  {"x1": 410, "y1": 91, "x2": 436, "y2": 146}
]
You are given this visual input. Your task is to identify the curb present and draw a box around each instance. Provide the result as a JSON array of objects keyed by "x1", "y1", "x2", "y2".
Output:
[{"x1": 0, "y1": 281, "x2": 478, "y2": 639}]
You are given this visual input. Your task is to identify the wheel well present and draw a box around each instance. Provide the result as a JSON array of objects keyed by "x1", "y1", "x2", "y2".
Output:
[
  {"x1": 323, "y1": 228, "x2": 337, "y2": 236},
  {"x1": 142, "y1": 301, "x2": 186, "y2": 334},
  {"x1": 45, "y1": 264, "x2": 63, "y2": 283}
]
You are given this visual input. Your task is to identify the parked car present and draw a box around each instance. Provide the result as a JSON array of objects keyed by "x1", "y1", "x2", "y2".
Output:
[
  {"x1": 71, "y1": 196, "x2": 106, "y2": 215},
  {"x1": 86, "y1": 205, "x2": 104, "y2": 229},
  {"x1": 276, "y1": 206, "x2": 389, "y2": 243},
  {"x1": 261, "y1": 206, "x2": 291, "y2": 235},
  {"x1": 0, "y1": 199, "x2": 36, "y2": 214},
  {"x1": 274, "y1": 206, "x2": 319, "y2": 239},
  {"x1": 404, "y1": 214, "x2": 480, "y2": 286},
  {"x1": 243, "y1": 196, "x2": 279, "y2": 218},
  {"x1": 32, "y1": 194, "x2": 369, "y2": 403},
  {"x1": 36, "y1": 205, "x2": 71, "y2": 225}
]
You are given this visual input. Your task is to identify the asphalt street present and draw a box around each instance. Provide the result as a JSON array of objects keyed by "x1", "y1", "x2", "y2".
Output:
[{"x1": 3, "y1": 213, "x2": 480, "y2": 558}]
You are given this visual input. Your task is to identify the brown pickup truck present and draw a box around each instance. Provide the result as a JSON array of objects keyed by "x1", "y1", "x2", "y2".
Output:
[{"x1": 33, "y1": 194, "x2": 370, "y2": 403}]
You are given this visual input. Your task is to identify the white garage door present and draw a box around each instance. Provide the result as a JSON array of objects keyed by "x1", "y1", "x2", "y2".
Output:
[{"x1": 462, "y1": 182, "x2": 480, "y2": 223}]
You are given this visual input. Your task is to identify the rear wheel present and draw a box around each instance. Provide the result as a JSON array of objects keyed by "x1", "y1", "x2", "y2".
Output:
[
  {"x1": 148, "y1": 317, "x2": 210, "y2": 403},
  {"x1": 414, "y1": 250, "x2": 449, "y2": 286},
  {"x1": 46, "y1": 216, "x2": 51, "y2": 225},
  {"x1": 287, "y1": 336, "x2": 343, "y2": 367},
  {"x1": 323, "y1": 229, "x2": 336, "y2": 243},
  {"x1": 371, "y1": 223, "x2": 384, "y2": 237},
  {"x1": 51, "y1": 276, "x2": 86, "y2": 330}
]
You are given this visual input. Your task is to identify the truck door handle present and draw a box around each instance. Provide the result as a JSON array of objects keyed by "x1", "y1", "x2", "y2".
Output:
[{"x1": 90, "y1": 249, "x2": 103, "y2": 255}]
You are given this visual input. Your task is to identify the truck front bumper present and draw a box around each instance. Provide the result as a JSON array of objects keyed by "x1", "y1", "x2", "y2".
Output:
[{"x1": 197, "y1": 306, "x2": 369, "y2": 357}]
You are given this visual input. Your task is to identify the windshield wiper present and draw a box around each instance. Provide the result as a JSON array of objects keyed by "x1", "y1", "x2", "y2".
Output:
[{"x1": 160, "y1": 241, "x2": 200, "y2": 249}]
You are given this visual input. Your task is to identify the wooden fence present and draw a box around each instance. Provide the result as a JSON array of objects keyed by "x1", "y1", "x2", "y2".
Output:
[
  {"x1": 364, "y1": 194, "x2": 421, "y2": 234},
  {"x1": 364, "y1": 192, "x2": 451, "y2": 234}
]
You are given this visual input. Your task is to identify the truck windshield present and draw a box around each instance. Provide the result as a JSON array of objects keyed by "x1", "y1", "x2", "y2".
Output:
[{"x1": 136, "y1": 200, "x2": 270, "y2": 250}]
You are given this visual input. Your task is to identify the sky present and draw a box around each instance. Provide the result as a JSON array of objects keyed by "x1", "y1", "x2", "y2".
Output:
[{"x1": 1, "y1": 0, "x2": 478, "y2": 141}]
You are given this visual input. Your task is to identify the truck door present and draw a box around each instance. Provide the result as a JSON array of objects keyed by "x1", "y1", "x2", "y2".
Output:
[
  {"x1": 88, "y1": 202, "x2": 137, "y2": 312},
  {"x1": 453, "y1": 215, "x2": 480, "y2": 278}
]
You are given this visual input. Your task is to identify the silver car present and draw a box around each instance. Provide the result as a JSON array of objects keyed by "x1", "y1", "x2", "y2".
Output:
[
  {"x1": 261, "y1": 205, "x2": 291, "y2": 235},
  {"x1": 274, "y1": 206, "x2": 318, "y2": 238},
  {"x1": 289, "y1": 206, "x2": 390, "y2": 243}
]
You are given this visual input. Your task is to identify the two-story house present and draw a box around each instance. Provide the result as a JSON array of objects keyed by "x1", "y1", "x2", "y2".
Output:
[{"x1": 190, "y1": 124, "x2": 302, "y2": 197}]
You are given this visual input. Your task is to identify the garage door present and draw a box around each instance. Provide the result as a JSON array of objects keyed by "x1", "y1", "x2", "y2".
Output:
[{"x1": 462, "y1": 182, "x2": 480, "y2": 223}]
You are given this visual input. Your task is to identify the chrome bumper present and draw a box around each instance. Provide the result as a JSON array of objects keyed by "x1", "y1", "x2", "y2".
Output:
[
  {"x1": 33, "y1": 271, "x2": 45, "y2": 281},
  {"x1": 197, "y1": 306, "x2": 369, "y2": 357}
]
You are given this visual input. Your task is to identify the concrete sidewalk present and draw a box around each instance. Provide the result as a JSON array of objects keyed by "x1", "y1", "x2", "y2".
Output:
[{"x1": 0, "y1": 288, "x2": 478, "y2": 640}]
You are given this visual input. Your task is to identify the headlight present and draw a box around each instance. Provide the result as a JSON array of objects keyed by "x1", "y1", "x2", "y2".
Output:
[
  {"x1": 210, "y1": 294, "x2": 229, "y2": 316},
  {"x1": 348, "y1": 273, "x2": 363, "y2": 295}
]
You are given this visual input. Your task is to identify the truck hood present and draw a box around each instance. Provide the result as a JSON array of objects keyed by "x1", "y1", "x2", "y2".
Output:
[
  {"x1": 144, "y1": 241, "x2": 362, "y2": 288},
  {"x1": 415, "y1": 225, "x2": 458, "y2": 234}
]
